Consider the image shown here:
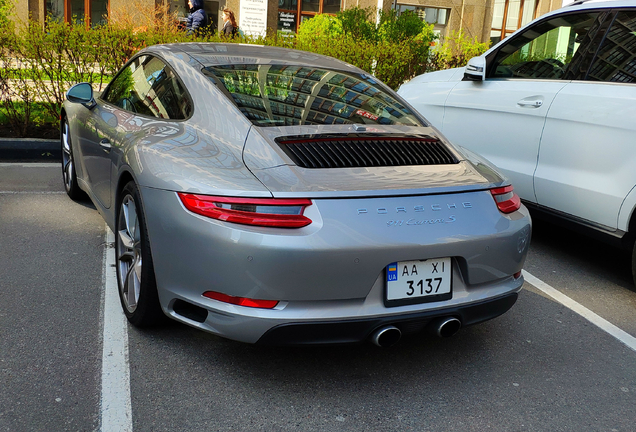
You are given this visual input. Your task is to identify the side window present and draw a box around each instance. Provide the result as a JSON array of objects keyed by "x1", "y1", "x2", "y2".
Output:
[
  {"x1": 587, "y1": 11, "x2": 636, "y2": 83},
  {"x1": 102, "y1": 56, "x2": 193, "y2": 120},
  {"x1": 489, "y1": 12, "x2": 605, "y2": 80},
  {"x1": 102, "y1": 58, "x2": 146, "y2": 114}
]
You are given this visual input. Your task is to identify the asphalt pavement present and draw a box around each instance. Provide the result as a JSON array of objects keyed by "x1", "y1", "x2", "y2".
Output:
[
  {"x1": 0, "y1": 162, "x2": 105, "y2": 431},
  {"x1": 1, "y1": 156, "x2": 635, "y2": 432}
]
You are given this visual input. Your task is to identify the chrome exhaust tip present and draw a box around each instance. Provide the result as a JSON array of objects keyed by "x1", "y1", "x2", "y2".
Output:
[
  {"x1": 370, "y1": 325, "x2": 402, "y2": 348},
  {"x1": 430, "y1": 317, "x2": 461, "y2": 338}
]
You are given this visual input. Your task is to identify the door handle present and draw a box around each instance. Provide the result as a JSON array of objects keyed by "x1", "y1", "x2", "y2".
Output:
[
  {"x1": 99, "y1": 139, "x2": 112, "y2": 153},
  {"x1": 517, "y1": 99, "x2": 543, "y2": 108}
]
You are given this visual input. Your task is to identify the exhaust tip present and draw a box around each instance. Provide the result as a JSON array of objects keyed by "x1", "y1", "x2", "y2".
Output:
[
  {"x1": 370, "y1": 326, "x2": 401, "y2": 348},
  {"x1": 430, "y1": 317, "x2": 461, "y2": 338}
]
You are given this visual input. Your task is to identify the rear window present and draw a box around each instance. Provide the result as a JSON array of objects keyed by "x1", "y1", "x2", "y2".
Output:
[{"x1": 201, "y1": 64, "x2": 424, "y2": 127}]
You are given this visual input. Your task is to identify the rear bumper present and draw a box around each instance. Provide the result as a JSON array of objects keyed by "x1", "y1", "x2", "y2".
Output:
[
  {"x1": 256, "y1": 292, "x2": 518, "y2": 345},
  {"x1": 140, "y1": 186, "x2": 530, "y2": 344}
]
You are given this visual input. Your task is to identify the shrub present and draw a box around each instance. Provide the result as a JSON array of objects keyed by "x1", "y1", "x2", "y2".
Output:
[
  {"x1": 296, "y1": 14, "x2": 343, "y2": 47},
  {"x1": 0, "y1": 6, "x2": 447, "y2": 137},
  {"x1": 375, "y1": 38, "x2": 431, "y2": 89},
  {"x1": 0, "y1": 0, "x2": 12, "y2": 29},
  {"x1": 377, "y1": 9, "x2": 427, "y2": 43},
  {"x1": 336, "y1": 7, "x2": 376, "y2": 41},
  {"x1": 428, "y1": 30, "x2": 490, "y2": 71},
  {"x1": 296, "y1": 8, "x2": 436, "y2": 89},
  {"x1": 0, "y1": 56, "x2": 37, "y2": 137},
  {"x1": 9, "y1": 18, "x2": 116, "y2": 120},
  {"x1": 294, "y1": 33, "x2": 376, "y2": 74}
]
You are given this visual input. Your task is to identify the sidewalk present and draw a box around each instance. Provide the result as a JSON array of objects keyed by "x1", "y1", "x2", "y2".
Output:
[{"x1": 0, "y1": 137, "x2": 60, "y2": 161}]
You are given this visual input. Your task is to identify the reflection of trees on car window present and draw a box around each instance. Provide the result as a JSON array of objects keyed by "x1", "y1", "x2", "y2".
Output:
[
  {"x1": 104, "y1": 57, "x2": 152, "y2": 116},
  {"x1": 106, "y1": 67, "x2": 136, "y2": 108},
  {"x1": 492, "y1": 13, "x2": 602, "y2": 79},
  {"x1": 104, "y1": 56, "x2": 193, "y2": 120}
]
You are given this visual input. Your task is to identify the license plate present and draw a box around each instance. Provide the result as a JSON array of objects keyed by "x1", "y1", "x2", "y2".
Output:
[{"x1": 385, "y1": 258, "x2": 452, "y2": 306}]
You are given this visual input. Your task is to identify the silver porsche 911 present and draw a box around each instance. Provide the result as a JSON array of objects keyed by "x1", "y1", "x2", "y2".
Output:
[{"x1": 61, "y1": 43, "x2": 531, "y2": 346}]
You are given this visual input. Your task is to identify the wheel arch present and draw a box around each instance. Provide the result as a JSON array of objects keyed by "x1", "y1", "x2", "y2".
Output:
[
  {"x1": 627, "y1": 207, "x2": 636, "y2": 248},
  {"x1": 618, "y1": 184, "x2": 636, "y2": 248},
  {"x1": 115, "y1": 169, "x2": 136, "y2": 208}
]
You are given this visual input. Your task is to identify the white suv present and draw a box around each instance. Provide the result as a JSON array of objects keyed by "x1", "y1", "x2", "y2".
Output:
[{"x1": 398, "y1": 0, "x2": 636, "y2": 286}]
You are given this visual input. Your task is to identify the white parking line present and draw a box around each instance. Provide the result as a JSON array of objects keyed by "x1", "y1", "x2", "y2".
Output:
[
  {"x1": 523, "y1": 270, "x2": 636, "y2": 353},
  {"x1": 100, "y1": 227, "x2": 133, "y2": 431},
  {"x1": 0, "y1": 162, "x2": 60, "y2": 167},
  {"x1": 0, "y1": 191, "x2": 65, "y2": 194}
]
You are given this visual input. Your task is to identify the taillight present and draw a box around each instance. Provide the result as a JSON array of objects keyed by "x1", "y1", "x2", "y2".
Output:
[
  {"x1": 203, "y1": 291, "x2": 279, "y2": 309},
  {"x1": 178, "y1": 193, "x2": 312, "y2": 228},
  {"x1": 490, "y1": 185, "x2": 521, "y2": 214}
]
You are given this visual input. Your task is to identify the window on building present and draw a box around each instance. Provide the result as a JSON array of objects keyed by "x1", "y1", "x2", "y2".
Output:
[
  {"x1": 491, "y1": 0, "x2": 537, "y2": 45},
  {"x1": 46, "y1": 0, "x2": 65, "y2": 22},
  {"x1": 395, "y1": 5, "x2": 450, "y2": 34},
  {"x1": 277, "y1": 0, "x2": 341, "y2": 33},
  {"x1": 46, "y1": 0, "x2": 109, "y2": 26}
]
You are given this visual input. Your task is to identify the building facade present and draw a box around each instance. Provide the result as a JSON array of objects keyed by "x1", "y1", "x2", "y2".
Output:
[{"x1": 12, "y1": 0, "x2": 566, "y2": 45}]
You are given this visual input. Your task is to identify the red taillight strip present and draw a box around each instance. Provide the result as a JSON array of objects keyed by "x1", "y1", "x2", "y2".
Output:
[
  {"x1": 490, "y1": 185, "x2": 521, "y2": 214},
  {"x1": 203, "y1": 291, "x2": 279, "y2": 309},
  {"x1": 178, "y1": 193, "x2": 312, "y2": 228}
]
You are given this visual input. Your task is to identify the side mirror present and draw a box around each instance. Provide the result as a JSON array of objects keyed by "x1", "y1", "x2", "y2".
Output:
[
  {"x1": 463, "y1": 56, "x2": 486, "y2": 82},
  {"x1": 66, "y1": 82, "x2": 96, "y2": 108}
]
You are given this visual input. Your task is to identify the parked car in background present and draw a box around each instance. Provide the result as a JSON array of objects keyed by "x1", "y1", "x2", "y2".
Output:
[
  {"x1": 61, "y1": 43, "x2": 531, "y2": 346},
  {"x1": 399, "y1": 0, "x2": 636, "y2": 287}
]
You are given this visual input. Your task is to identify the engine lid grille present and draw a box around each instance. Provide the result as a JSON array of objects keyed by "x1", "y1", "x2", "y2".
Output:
[{"x1": 276, "y1": 135, "x2": 459, "y2": 169}]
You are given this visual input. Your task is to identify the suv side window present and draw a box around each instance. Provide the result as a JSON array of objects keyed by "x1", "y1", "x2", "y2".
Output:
[
  {"x1": 587, "y1": 11, "x2": 636, "y2": 83},
  {"x1": 489, "y1": 12, "x2": 607, "y2": 80},
  {"x1": 102, "y1": 55, "x2": 193, "y2": 119}
]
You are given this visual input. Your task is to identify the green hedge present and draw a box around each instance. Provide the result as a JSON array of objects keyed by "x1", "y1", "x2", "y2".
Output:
[
  {"x1": 427, "y1": 30, "x2": 491, "y2": 72},
  {"x1": 0, "y1": 9, "x2": 487, "y2": 137}
]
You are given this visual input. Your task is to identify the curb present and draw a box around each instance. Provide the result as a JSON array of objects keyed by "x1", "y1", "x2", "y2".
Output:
[{"x1": 0, "y1": 137, "x2": 60, "y2": 162}]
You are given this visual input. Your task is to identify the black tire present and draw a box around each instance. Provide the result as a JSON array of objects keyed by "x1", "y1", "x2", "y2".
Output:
[
  {"x1": 61, "y1": 118, "x2": 87, "y2": 200},
  {"x1": 115, "y1": 181, "x2": 165, "y2": 327},
  {"x1": 632, "y1": 240, "x2": 636, "y2": 289}
]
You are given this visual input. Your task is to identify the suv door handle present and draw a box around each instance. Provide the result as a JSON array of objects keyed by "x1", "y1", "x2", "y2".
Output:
[
  {"x1": 517, "y1": 99, "x2": 543, "y2": 108},
  {"x1": 99, "y1": 139, "x2": 111, "y2": 153}
]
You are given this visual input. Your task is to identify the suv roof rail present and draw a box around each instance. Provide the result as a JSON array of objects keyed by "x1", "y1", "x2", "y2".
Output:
[{"x1": 565, "y1": 0, "x2": 610, "y2": 6}]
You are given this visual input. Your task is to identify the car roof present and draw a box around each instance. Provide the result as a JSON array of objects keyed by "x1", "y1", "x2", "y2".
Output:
[
  {"x1": 144, "y1": 43, "x2": 361, "y2": 72},
  {"x1": 562, "y1": 0, "x2": 635, "y2": 9},
  {"x1": 482, "y1": 0, "x2": 635, "y2": 54}
]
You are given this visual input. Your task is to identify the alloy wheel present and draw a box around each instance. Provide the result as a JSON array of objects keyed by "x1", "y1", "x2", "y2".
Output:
[
  {"x1": 117, "y1": 195, "x2": 143, "y2": 313},
  {"x1": 61, "y1": 121, "x2": 74, "y2": 192}
]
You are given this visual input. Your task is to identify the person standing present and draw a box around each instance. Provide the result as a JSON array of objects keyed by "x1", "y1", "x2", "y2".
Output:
[
  {"x1": 186, "y1": 0, "x2": 209, "y2": 36},
  {"x1": 221, "y1": 8, "x2": 238, "y2": 38}
]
